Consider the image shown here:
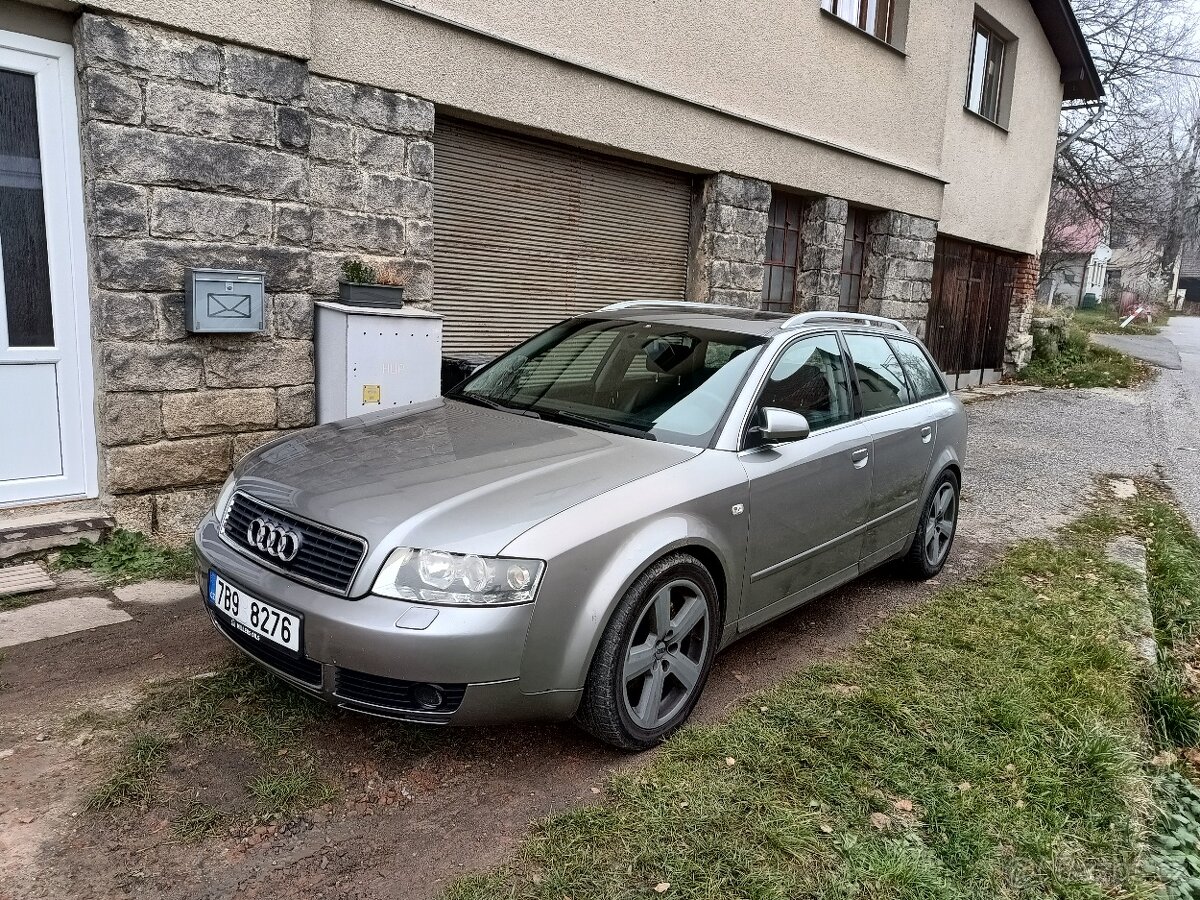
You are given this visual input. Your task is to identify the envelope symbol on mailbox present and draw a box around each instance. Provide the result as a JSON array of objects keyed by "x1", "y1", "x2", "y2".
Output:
[{"x1": 207, "y1": 292, "x2": 253, "y2": 319}]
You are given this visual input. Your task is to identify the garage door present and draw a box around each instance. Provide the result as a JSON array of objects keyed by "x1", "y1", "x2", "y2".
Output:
[{"x1": 433, "y1": 120, "x2": 694, "y2": 354}]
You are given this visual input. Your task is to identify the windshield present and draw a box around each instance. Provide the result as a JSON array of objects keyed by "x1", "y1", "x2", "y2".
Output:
[{"x1": 449, "y1": 317, "x2": 767, "y2": 447}]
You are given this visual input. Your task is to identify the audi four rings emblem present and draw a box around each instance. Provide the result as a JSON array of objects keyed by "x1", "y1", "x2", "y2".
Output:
[{"x1": 247, "y1": 517, "x2": 303, "y2": 562}]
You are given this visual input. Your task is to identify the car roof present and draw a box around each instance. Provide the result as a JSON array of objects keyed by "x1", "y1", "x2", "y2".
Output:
[{"x1": 584, "y1": 302, "x2": 913, "y2": 340}]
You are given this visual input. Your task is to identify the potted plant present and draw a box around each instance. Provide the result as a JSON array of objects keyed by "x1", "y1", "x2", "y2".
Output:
[{"x1": 338, "y1": 257, "x2": 406, "y2": 309}]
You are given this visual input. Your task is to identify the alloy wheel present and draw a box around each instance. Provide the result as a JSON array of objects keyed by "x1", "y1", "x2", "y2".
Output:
[
  {"x1": 923, "y1": 481, "x2": 957, "y2": 567},
  {"x1": 620, "y1": 578, "x2": 710, "y2": 731}
]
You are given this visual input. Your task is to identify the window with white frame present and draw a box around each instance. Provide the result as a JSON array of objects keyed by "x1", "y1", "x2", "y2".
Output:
[
  {"x1": 820, "y1": 0, "x2": 895, "y2": 43},
  {"x1": 965, "y1": 19, "x2": 1007, "y2": 123}
]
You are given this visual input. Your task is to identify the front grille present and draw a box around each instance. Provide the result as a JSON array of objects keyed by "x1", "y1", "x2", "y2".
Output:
[
  {"x1": 213, "y1": 613, "x2": 323, "y2": 686},
  {"x1": 223, "y1": 492, "x2": 368, "y2": 595},
  {"x1": 334, "y1": 668, "x2": 466, "y2": 715}
]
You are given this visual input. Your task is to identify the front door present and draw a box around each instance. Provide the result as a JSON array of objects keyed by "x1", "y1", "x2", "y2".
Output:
[
  {"x1": 738, "y1": 333, "x2": 873, "y2": 631},
  {"x1": 0, "y1": 32, "x2": 95, "y2": 506}
]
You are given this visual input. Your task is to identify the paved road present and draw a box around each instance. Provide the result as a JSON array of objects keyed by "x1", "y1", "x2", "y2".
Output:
[
  {"x1": 1146, "y1": 316, "x2": 1200, "y2": 532},
  {"x1": 1091, "y1": 331, "x2": 1183, "y2": 370}
]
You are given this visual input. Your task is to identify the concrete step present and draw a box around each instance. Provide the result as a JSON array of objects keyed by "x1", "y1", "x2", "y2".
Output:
[
  {"x1": 0, "y1": 562, "x2": 55, "y2": 596},
  {"x1": 0, "y1": 508, "x2": 115, "y2": 561}
]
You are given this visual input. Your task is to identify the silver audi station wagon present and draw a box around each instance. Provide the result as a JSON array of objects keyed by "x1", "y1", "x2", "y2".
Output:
[{"x1": 195, "y1": 303, "x2": 966, "y2": 749}]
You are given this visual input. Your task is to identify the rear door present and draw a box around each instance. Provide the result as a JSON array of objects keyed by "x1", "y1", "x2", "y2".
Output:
[
  {"x1": 841, "y1": 332, "x2": 938, "y2": 568},
  {"x1": 739, "y1": 333, "x2": 873, "y2": 631}
]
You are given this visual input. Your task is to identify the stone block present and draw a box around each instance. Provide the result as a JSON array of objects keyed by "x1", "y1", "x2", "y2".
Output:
[
  {"x1": 311, "y1": 208, "x2": 404, "y2": 253},
  {"x1": 87, "y1": 123, "x2": 305, "y2": 201},
  {"x1": 94, "y1": 238, "x2": 310, "y2": 292},
  {"x1": 270, "y1": 294, "x2": 314, "y2": 339},
  {"x1": 715, "y1": 206, "x2": 767, "y2": 238},
  {"x1": 910, "y1": 216, "x2": 938, "y2": 242},
  {"x1": 78, "y1": 14, "x2": 221, "y2": 86},
  {"x1": 365, "y1": 174, "x2": 432, "y2": 217},
  {"x1": 154, "y1": 487, "x2": 220, "y2": 537},
  {"x1": 277, "y1": 107, "x2": 310, "y2": 150},
  {"x1": 102, "y1": 342, "x2": 202, "y2": 391},
  {"x1": 310, "y1": 163, "x2": 366, "y2": 209},
  {"x1": 713, "y1": 173, "x2": 771, "y2": 212},
  {"x1": 81, "y1": 69, "x2": 142, "y2": 124},
  {"x1": 150, "y1": 188, "x2": 272, "y2": 244},
  {"x1": 221, "y1": 45, "x2": 306, "y2": 102},
  {"x1": 90, "y1": 180, "x2": 148, "y2": 237},
  {"x1": 275, "y1": 203, "x2": 312, "y2": 246},
  {"x1": 99, "y1": 391, "x2": 162, "y2": 446},
  {"x1": 158, "y1": 295, "x2": 187, "y2": 340},
  {"x1": 711, "y1": 231, "x2": 767, "y2": 265},
  {"x1": 407, "y1": 220, "x2": 434, "y2": 258},
  {"x1": 96, "y1": 290, "x2": 158, "y2": 340},
  {"x1": 145, "y1": 81, "x2": 275, "y2": 145},
  {"x1": 232, "y1": 430, "x2": 286, "y2": 458},
  {"x1": 204, "y1": 340, "x2": 313, "y2": 388},
  {"x1": 277, "y1": 384, "x2": 315, "y2": 429},
  {"x1": 162, "y1": 388, "x2": 277, "y2": 437},
  {"x1": 308, "y1": 77, "x2": 434, "y2": 135},
  {"x1": 309, "y1": 118, "x2": 354, "y2": 161},
  {"x1": 711, "y1": 260, "x2": 765, "y2": 292},
  {"x1": 110, "y1": 493, "x2": 154, "y2": 534},
  {"x1": 357, "y1": 130, "x2": 408, "y2": 171},
  {"x1": 708, "y1": 288, "x2": 761, "y2": 310},
  {"x1": 105, "y1": 436, "x2": 231, "y2": 492},
  {"x1": 407, "y1": 141, "x2": 434, "y2": 179}
]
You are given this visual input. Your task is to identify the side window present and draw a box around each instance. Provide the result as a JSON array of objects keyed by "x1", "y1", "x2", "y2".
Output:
[
  {"x1": 888, "y1": 338, "x2": 945, "y2": 401},
  {"x1": 843, "y1": 333, "x2": 911, "y2": 414},
  {"x1": 757, "y1": 334, "x2": 854, "y2": 432}
]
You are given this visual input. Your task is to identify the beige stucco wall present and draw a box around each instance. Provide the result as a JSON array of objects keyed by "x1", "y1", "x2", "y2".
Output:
[
  {"x1": 937, "y1": 0, "x2": 1064, "y2": 255},
  {"x1": 16, "y1": 0, "x2": 1063, "y2": 254}
]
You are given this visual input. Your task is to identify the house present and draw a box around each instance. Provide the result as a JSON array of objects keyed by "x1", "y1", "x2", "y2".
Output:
[
  {"x1": 1181, "y1": 239, "x2": 1200, "y2": 307},
  {"x1": 0, "y1": 0, "x2": 1101, "y2": 542}
]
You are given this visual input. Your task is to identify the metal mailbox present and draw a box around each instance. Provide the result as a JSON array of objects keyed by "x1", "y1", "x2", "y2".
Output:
[{"x1": 185, "y1": 268, "x2": 266, "y2": 333}]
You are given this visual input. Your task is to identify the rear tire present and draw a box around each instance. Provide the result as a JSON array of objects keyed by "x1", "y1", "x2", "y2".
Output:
[
  {"x1": 902, "y1": 469, "x2": 960, "y2": 580},
  {"x1": 576, "y1": 553, "x2": 720, "y2": 751}
]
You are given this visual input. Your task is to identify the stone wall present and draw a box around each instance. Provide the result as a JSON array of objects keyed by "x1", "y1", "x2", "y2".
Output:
[
  {"x1": 1005, "y1": 253, "x2": 1040, "y2": 372},
  {"x1": 687, "y1": 172, "x2": 770, "y2": 308},
  {"x1": 76, "y1": 13, "x2": 434, "y2": 540},
  {"x1": 861, "y1": 211, "x2": 937, "y2": 338},
  {"x1": 794, "y1": 196, "x2": 847, "y2": 312}
]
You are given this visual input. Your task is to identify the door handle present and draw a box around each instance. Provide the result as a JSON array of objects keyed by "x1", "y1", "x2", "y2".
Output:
[
  {"x1": 851, "y1": 447, "x2": 870, "y2": 469},
  {"x1": 920, "y1": 425, "x2": 933, "y2": 444}
]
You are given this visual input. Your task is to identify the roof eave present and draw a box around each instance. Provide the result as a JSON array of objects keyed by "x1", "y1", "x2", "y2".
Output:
[{"x1": 1029, "y1": 0, "x2": 1105, "y2": 102}]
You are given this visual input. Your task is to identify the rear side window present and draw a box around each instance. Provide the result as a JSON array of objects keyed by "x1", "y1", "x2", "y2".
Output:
[
  {"x1": 888, "y1": 338, "x2": 946, "y2": 401},
  {"x1": 843, "y1": 333, "x2": 911, "y2": 414},
  {"x1": 757, "y1": 334, "x2": 854, "y2": 431}
]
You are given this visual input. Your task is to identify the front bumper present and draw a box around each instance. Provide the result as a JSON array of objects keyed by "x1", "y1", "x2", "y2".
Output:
[{"x1": 194, "y1": 515, "x2": 581, "y2": 724}]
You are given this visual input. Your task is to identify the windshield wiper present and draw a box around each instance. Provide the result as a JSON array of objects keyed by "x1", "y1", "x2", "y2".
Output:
[
  {"x1": 535, "y1": 408, "x2": 655, "y2": 440},
  {"x1": 451, "y1": 392, "x2": 541, "y2": 418}
]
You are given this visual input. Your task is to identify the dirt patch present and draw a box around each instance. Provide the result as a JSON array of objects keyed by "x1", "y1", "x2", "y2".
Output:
[{"x1": 0, "y1": 535, "x2": 996, "y2": 900}]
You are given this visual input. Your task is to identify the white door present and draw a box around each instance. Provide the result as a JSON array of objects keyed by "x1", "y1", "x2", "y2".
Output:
[{"x1": 0, "y1": 31, "x2": 96, "y2": 507}]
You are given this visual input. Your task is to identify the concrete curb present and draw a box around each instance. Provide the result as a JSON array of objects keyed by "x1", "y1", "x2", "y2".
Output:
[{"x1": 1106, "y1": 535, "x2": 1157, "y2": 670}]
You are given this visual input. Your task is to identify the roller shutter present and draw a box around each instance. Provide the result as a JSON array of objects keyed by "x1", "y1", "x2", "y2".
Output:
[{"x1": 433, "y1": 119, "x2": 694, "y2": 354}]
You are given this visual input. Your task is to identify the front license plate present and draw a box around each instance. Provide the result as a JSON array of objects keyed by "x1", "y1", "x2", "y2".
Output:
[{"x1": 207, "y1": 570, "x2": 301, "y2": 654}]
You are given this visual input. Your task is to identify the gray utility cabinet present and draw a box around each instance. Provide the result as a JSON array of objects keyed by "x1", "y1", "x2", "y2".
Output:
[{"x1": 315, "y1": 302, "x2": 443, "y2": 424}]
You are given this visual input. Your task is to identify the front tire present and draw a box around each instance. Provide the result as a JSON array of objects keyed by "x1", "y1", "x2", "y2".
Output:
[
  {"x1": 902, "y1": 469, "x2": 960, "y2": 579},
  {"x1": 576, "y1": 553, "x2": 720, "y2": 750}
]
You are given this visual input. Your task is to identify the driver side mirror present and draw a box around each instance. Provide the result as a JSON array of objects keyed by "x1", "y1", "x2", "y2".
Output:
[{"x1": 758, "y1": 407, "x2": 811, "y2": 444}]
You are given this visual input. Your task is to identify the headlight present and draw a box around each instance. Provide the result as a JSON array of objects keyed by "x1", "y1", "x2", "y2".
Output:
[
  {"x1": 214, "y1": 474, "x2": 237, "y2": 521},
  {"x1": 372, "y1": 548, "x2": 545, "y2": 606}
]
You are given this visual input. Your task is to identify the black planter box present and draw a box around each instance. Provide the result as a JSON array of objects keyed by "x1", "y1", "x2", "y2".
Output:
[{"x1": 338, "y1": 282, "x2": 406, "y2": 309}]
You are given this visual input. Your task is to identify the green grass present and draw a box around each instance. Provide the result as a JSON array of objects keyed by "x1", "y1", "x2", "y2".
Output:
[
  {"x1": 87, "y1": 733, "x2": 171, "y2": 810},
  {"x1": 248, "y1": 761, "x2": 336, "y2": 816},
  {"x1": 173, "y1": 801, "x2": 227, "y2": 840},
  {"x1": 1019, "y1": 323, "x2": 1150, "y2": 389},
  {"x1": 53, "y1": 528, "x2": 194, "y2": 585},
  {"x1": 448, "y1": 534, "x2": 1155, "y2": 900},
  {"x1": 1072, "y1": 305, "x2": 1160, "y2": 336}
]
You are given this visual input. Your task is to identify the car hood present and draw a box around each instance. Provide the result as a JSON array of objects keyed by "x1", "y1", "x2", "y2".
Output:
[{"x1": 233, "y1": 398, "x2": 699, "y2": 560}]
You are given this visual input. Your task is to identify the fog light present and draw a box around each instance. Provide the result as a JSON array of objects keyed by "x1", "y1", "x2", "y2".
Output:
[{"x1": 412, "y1": 683, "x2": 445, "y2": 710}]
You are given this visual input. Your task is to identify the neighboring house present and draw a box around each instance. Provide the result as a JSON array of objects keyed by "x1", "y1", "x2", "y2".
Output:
[
  {"x1": 0, "y1": 0, "x2": 1101, "y2": 541},
  {"x1": 1181, "y1": 239, "x2": 1200, "y2": 306}
]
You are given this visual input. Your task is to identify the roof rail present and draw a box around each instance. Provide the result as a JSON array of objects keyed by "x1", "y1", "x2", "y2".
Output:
[
  {"x1": 596, "y1": 300, "x2": 755, "y2": 314},
  {"x1": 781, "y1": 312, "x2": 908, "y2": 333}
]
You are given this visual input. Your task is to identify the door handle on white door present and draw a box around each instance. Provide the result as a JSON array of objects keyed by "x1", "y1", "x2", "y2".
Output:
[
  {"x1": 920, "y1": 425, "x2": 933, "y2": 443},
  {"x1": 851, "y1": 447, "x2": 870, "y2": 469}
]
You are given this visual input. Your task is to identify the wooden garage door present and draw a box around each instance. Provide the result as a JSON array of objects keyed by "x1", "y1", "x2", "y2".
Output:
[
  {"x1": 927, "y1": 236, "x2": 1017, "y2": 386},
  {"x1": 433, "y1": 120, "x2": 694, "y2": 354}
]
